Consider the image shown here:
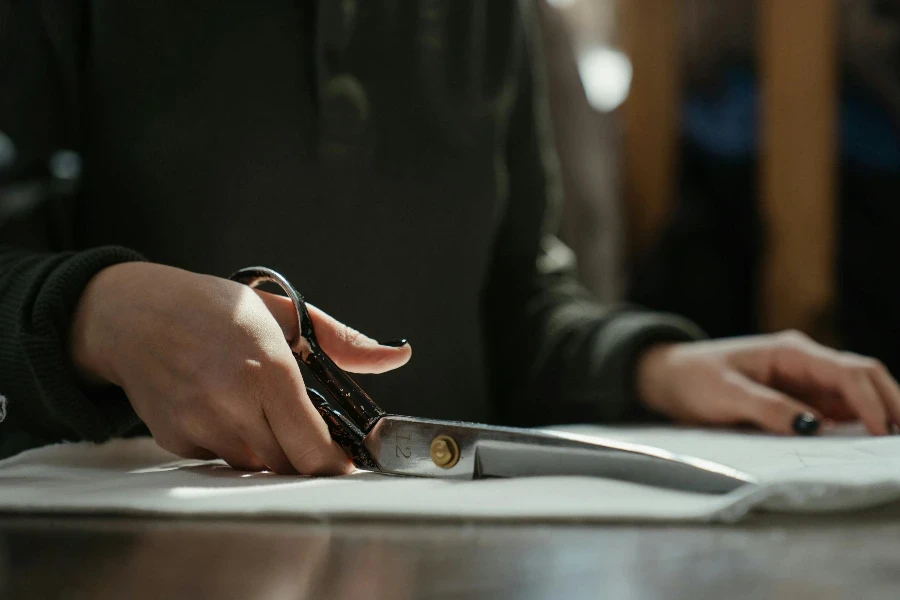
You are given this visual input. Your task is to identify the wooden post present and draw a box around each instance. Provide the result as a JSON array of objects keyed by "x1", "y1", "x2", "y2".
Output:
[
  {"x1": 758, "y1": 0, "x2": 838, "y2": 340},
  {"x1": 619, "y1": 0, "x2": 682, "y2": 262}
]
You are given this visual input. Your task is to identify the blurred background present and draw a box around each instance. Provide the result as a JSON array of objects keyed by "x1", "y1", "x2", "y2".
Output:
[{"x1": 540, "y1": 0, "x2": 900, "y2": 377}]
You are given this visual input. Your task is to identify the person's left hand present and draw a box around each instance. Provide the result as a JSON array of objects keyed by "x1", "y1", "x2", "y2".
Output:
[{"x1": 635, "y1": 330, "x2": 900, "y2": 436}]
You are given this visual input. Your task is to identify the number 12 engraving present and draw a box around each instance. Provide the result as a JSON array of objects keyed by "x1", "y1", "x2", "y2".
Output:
[{"x1": 395, "y1": 433, "x2": 412, "y2": 459}]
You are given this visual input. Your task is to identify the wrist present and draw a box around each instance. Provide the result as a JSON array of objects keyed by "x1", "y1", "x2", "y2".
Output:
[
  {"x1": 635, "y1": 342, "x2": 678, "y2": 414},
  {"x1": 69, "y1": 262, "x2": 135, "y2": 386}
]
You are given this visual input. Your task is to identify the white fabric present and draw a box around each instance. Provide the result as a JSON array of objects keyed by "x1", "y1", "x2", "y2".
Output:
[{"x1": 1, "y1": 424, "x2": 899, "y2": 522}]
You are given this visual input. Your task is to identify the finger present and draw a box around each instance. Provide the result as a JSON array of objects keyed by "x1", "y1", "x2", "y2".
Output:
[
  {"x1": 236, "y1": 414, "x2": 298, "y2": 475},
  {"x1": 847, "y1": 372, "x2": 890, "y2": 436},
  {"x1": 151, "y1": 433, "x2": 218, "y2": 461},
  {"x1": 255, "y1": 290, "x2": 411, "y2": 374},
  {"x1": 723, "y1": 372, "x2": 825, "y2": 435},
  {"x1": 867, "y1": 360, "x2": 900, "y2": 429},
  {"x1": 207, "y1": 437, "x2": 269, "y2": 472},
  {"x1": 254, "y1": 290, "x2": 304, "y2": 344},
  {"x1": 306, "y1": 304, "x2": 411, "y2": 374},
  {"x1": 262, "y1": 357, "x2": 354, "y2": 476},
  {"x1": 815, "y1": 360, "x2": 889, "y2": 435},
  {"x1": 167, "y1": 402, "x2": 270, "y2": 471},
  {"x1": 809, "y1": 393, "x2": 857, "y2": 421},
  {"x1": 180, "y1": 446, "x2": 218, "y2": 461},
  {"x1": 762, "y1": 333, "x2": 890, "y2": 435}
]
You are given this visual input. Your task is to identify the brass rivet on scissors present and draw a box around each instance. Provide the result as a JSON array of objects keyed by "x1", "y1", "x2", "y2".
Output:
[{"x1": 430, "y1": 435, "x2": 459, "y2": 469}]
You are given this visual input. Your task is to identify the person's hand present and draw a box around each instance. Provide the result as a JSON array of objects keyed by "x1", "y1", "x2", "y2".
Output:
[
  {"x1": 636, "y1": 331, "x2": 900, "y2": 436},
  {"x1": 70, "y1": 262, "x2": 411, "y2": 474}
]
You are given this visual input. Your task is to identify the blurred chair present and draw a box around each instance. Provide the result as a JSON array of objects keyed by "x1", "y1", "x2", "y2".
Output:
[
  {"x1": 757, "y1": 0, "x2": 838, "y2": 343},
  {"x1": 619, "y1": 0, "x2": 838, "y2": 343}
]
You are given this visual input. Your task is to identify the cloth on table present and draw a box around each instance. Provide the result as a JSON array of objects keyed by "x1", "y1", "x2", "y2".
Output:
[{"x1": 0, "y1": 424, "x2": 897, "y2": 522}]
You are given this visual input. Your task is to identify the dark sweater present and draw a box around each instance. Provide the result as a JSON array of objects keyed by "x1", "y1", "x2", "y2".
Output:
[{"x1": 0, "y1": 0, "x2": 702, "y2": 459}]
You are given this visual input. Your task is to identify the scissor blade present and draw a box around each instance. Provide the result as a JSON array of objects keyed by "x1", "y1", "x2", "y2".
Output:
[
  {"x1": 364, "y1": 416, "x2": 754, "y2": 495},
  {"x1": 474, "y1": 438, "x2": 749, "y2": 495}
]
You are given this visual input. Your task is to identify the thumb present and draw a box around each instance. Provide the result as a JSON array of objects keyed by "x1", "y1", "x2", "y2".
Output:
[
  {"x1": 307, "y1": 304, "x2": 411, "y2": 373},
  {"x1": 256, "y1": 290, "x2": 411, "y2": 374},
  {"x1": 724, "y1": 372, "x2": 825, "y2": 436}
]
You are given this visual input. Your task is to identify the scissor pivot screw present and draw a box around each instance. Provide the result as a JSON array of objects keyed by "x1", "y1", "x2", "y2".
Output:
[{"x1": 430, "y1": 435, "x2": 460, "y2": 469}]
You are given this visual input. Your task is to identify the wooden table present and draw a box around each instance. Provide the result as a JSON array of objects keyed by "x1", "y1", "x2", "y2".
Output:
[{"x1": 3, "y1": 508, "x2": 899, "y2": 599}]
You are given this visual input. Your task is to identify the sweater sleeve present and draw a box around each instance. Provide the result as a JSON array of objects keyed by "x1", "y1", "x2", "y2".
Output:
[
  {"x1": 0, "y1": 246, "x2": 147, "y2": 457},
  {"x1": 481, "y1": 4, "x2": 706, "y2": 427}
]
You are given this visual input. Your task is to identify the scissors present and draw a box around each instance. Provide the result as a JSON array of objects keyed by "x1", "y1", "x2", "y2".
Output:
[{"x1": 230, "y1": 266, "x2": 755, "y2": 495}]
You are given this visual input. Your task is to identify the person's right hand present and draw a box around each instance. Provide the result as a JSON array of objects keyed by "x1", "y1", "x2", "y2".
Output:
[{"x1": 69, "y1": 262, "x2": 412, "y2": 475}]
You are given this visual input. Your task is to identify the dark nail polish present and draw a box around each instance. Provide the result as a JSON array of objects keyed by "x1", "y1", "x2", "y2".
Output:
[
  {"x1": 378, "y1": 338, "x2": 408, "y2": 347},
  {"x1": 793, "y1": 412, "x2": 820, "y2": 436}
]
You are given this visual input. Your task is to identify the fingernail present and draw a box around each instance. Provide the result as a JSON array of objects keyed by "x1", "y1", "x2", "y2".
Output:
[
  {"x1": 887, "y1": 419, "x2": 898, "y2": 435},
  {"x1": 378, "y1": 338, "x2": 408, "y2": 348},
  {"x1": 793, "y1": 412, "x2": 820, "y2": 436}
]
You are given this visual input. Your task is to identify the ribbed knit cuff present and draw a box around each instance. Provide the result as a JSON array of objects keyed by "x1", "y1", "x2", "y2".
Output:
[
  {"x1": 19, "y1": 245, "x2": 147, "y2": 442},
  {"x1": 590, "y1": 310, "x2": 707, "y2": 422}
]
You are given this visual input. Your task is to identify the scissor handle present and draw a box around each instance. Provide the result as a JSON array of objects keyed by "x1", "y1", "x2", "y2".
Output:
[
  {"x1": 307, "y1": 389, "x2": 378, "y2": 470},
  {"x1": 229, "y1": 266, "x2": 383, "y2": 469},
  {"x1": 228, "y1": 266, "x2": 317, "y2": 355}
]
